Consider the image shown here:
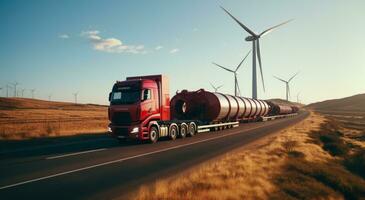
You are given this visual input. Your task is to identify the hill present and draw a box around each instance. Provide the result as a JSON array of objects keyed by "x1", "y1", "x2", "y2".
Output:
[
  {"x1": 0, "y1": 97, "x2": 107, "y2": 110},
  {"x1": 0, "y1": 98, "x2": 108, "y2": 139},
  {"x1": 266, "y1": 98, "x2": 304, "y2": 107},
  {"x1": 306, "y1": 93, "x2": 365, "y2": 113}
]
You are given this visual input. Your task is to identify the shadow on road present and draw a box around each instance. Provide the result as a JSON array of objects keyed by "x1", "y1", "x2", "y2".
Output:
[{"x1": 0, "y1": 132, "x2": 142, "y2": 160}]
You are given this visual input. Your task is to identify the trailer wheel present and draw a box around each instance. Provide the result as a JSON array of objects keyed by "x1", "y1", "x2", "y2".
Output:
[
  {"x1": 179, "y1": 124, "x2": 187, "y2": 138},
  {"x1": 169, "y1": 125, "x2": 178, "y2": 140},
  {"x1": 188, "y1": 122, "x2": 196, "y2": 137},
  {"x1": 149, "y1": 126, "x2": 159, "y2": 143}
]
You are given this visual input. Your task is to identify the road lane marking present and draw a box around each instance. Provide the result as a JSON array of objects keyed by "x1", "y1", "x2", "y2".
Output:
[
  {"x1": 46, "y1": 148, "x2": 107, "y2": 160},
  {"x1": 0, "y1": 114, "x2": 307, "y2": 190}
]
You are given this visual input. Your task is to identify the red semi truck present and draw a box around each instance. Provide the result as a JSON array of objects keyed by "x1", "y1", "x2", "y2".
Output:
[{"x1": 108, "y1": 74, "x2": 280, "y2": 143}]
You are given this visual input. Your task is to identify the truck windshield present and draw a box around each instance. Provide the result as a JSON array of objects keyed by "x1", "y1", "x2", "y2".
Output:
[{"x1": 111, "y1": 89, "x2": 140, "y2": 105}]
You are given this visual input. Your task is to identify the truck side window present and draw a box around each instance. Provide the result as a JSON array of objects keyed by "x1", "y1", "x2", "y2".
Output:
[{"x1": 142, "y1": 89, "x2": 151, "y2": 101}]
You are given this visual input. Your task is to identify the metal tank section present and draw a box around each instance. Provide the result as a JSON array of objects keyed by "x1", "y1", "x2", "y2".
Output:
[
  {"x1": 265, "y1": 101, "x2": 294, "y2": 115},
  {"x1": 170, "y1": 89, "x2": 269, "y2": 122}
]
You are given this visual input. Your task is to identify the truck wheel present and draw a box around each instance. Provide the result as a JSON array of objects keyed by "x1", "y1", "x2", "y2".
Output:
[
  {"x1": 179, "y1": 124, "x2": 187, "y2": 138},
  {"x1": 149, "y1": 126, "x2": 159, "y2": 143},
  {"x1": 169, "y1": 125, "x2": 178, "y2": 140},
  {"x1": 188, "y1": 122, "x2": 196, "y2": 137}
]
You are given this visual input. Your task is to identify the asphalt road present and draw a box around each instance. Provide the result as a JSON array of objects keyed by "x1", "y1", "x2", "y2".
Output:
[{"x1": 0, "y1": 111, "x2": 308, "y2": 200}]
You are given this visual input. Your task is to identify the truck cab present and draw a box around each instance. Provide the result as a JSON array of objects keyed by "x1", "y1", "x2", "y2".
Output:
[{"x1": 108, "y1": 75, "x2": 170, "y2": 142}]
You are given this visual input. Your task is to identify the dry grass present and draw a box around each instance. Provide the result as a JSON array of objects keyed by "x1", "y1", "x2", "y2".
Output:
[
  {"x1": 134, "y1": 112, "x2": 365, "y2": 200},
  {"x1": 0, "y1": 97, "x2": 108, "y2": 139}
]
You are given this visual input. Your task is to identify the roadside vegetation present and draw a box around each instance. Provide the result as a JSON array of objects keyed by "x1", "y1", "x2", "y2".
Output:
[
  {"x1": 0, "y1": 98, "x2": 108, "y2": 139},
  {"x1": 135, "y1": 112, "x2": 365, "y2": 200}
]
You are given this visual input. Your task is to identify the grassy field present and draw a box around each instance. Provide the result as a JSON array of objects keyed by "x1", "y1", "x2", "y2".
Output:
[
  {"x1": 0, "y1": 97, "x2": 108, "y2": 139},
  {"x1": 135, "y1": 111, "x2": 365, "y2": 200}
]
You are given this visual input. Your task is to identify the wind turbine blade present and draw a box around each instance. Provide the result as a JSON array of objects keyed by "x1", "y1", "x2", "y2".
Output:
[
  {"x1": 259, "y1": 19, "x2": 293, "y2": 37},
  {"x1": 212, "y1": 62, "x2": 234, "y2": 73},
  {"x1": 273, "y1": 76, "x2": 287, "y2": 83},
  {"x1": 256, "y1": 39, "x2": 265, "y2": 92},
  {"x1": 209, "y1": 82, "x2": 216, "y2": 90},
  {"x1": 235, "y1": 50, "x2": 251, "y2": 71},
  {"x1": 220, "y1": 6, "x2": 257, "y2": 36},
  {"x1": 217, "y1": 85, "x2": 223, "y2": 90},
  {"x1": 289, "y1": 71, "x2": 300, "y2": 82}
]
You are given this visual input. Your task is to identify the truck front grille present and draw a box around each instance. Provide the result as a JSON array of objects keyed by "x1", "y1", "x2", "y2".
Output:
[
  {"x1": 111, "y1": 112, "x2": 132, "y2": 126},
  {"x1": 115, "y1": 128, "x2": 129, "y2": 136}
]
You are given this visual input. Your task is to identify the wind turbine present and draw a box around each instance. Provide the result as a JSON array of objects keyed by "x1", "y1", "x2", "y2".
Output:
[
  {"x1": 30, "y1": 89, "x2": 36, "y2": 99},
  {"x1": 21, "y1": 88, "x2": 26, "y2": 97},
  {"x1": 273, "y1": 72, "x2": 299, "y2": 101},
  {"x1": 210, "y1": 82, "x2": 223, "y2": 92},
  {"x1": 296, "y1": 92, "x2": 301, "y2": 103},
  {"x1": 220, "y1": 6, "x2": 293, "y2": 99},
  {"x1": 73, "y1": 92, "x2": 79, "y2": 104},
  {"x1": 48, "y1": 94, "x2": 52, "y2": 101},
  {"x1": 0, "y1": 87, "x2": 2, "y2": 97},
  {"x1": 10, "y1": 82, "x2": 19, "y2": 97},
  {"x1": 212, "y1": 50, "x2": 251, "y2": 96}
]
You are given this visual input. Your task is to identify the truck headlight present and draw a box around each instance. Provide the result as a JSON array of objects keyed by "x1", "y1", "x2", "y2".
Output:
[
  {"x1": 131, "y1": 127, "x2": 139, "y2": 134},
  {"x1": 108, "y1": 127, "x2": 112, "y2": 132}
]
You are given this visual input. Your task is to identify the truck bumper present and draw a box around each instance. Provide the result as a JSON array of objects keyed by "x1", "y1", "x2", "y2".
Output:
[{"x1": 108, "y1": 124, "x2": 141, "y2": 140}]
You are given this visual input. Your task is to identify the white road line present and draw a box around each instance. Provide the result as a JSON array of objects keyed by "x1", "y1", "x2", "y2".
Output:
[
  {"x1": 46, "y1": 148, "x2": 107, "y2": 160},
  {"x1": 0, "y1": 116, "x2": 302, "y2": 190}
]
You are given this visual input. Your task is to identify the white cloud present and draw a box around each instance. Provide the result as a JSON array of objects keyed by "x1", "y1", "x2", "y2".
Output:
[
  {"x1": 155, "y1": 45, "x2": 163, "y2": 50},
  {"x1": 59, "y1": 34, "x2": 69, "y2": 39},
  {"x1": 81, "y1": 30, "x2": 100, "y2": 36},
  {"x1": 81, "y1": 30, "x2": 146, "y2": 54},
  {"x1": 170, "y1": 48, "x2": 179, "y2": 54}
]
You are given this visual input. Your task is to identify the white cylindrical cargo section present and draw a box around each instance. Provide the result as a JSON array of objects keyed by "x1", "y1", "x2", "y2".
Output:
[
  {"x1": 241, "y1": 97, "x2": 251, "y2": 118},
  {"x1": 235, "y1": 96, "x2": 246, "y2": 118},
  {"x1": 213, "y1": 93, "x2": 230, "y2": 120},
  {"x1": 226, "y1": 95, "x2": 238, "y2": 119}
]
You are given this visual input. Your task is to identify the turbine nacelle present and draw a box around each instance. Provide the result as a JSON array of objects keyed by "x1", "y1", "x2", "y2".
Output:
[{"x1": 245, "y1": 35, "x2": 258, "y2": 41}]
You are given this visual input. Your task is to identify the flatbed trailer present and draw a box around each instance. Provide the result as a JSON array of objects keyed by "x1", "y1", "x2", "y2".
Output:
[{"x1": 260, "y1": 113, "x2": 298, "y2": 121}]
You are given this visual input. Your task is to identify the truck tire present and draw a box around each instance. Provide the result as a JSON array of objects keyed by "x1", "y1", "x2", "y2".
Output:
[
  {"x1": 188, "y1": 122, "x2": 196, "y2": 137},
  {"x1": 169, "y1": 125, "x2": 178, "y2": 140},
  {"x1": 179, "y1": 124, "x2": 187, "y2": 138},
  {"x1": 149, "y1": 126, "x2": 159, "y2": 143}
]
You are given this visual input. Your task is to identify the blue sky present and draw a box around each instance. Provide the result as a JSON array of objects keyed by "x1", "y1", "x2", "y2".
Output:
[{"x1": 1, "y1": 0, "x2": 364, "y2": 105}]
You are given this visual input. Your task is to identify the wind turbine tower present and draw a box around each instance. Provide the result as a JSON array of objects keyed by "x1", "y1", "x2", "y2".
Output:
[
  {"x1": 73, "y1": 92, "x2": 79, "y2": 104},
  {"x1": 21, "y1": 89, "x2": 26, "y2": 97},
  {"x1": 210, "y1": 82, "x2": 223, "y2": 93},
  {"x1": 212, "y1": 50, "x2": 251, "y2": 96},
  {"x1": 30, "y1": 89, "x2": 36, "y2": 99},
  {"x1": 11, "y1": 82, "x2": 19, "y2": 97},
  {"x1": 297, "y1": 92, "x2": 301, "y2": 103},
  {"x1": 273, "y1": 72, "x2": 299, "y2": 101},
  {"x1": 220, "y1": 6, "x2": 292, "y2": 99}
]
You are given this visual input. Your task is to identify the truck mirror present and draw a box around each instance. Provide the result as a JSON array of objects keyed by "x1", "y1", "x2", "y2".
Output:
[{"x1": 108, "y1": 92, "x2": 112, "y2": 101}]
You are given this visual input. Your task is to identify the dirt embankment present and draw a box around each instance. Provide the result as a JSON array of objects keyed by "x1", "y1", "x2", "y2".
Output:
[
  {"x1": 0, "y1": 98, "x2": 108, "y2": 139},
  {"x1": 135, "y1": 112, "x2": 365, "y2": 200}
]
